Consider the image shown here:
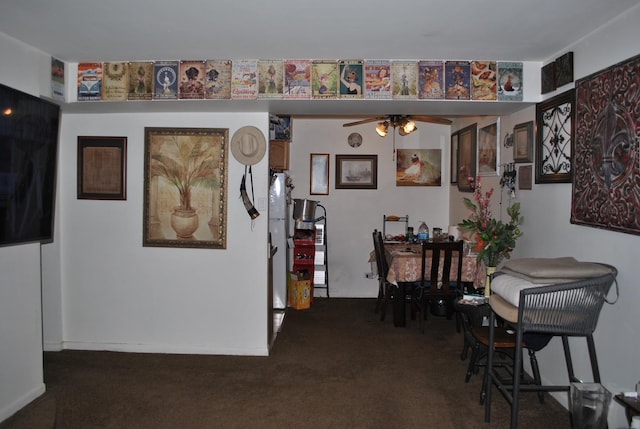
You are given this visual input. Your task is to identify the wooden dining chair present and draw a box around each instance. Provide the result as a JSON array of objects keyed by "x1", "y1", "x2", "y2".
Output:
[
  {"x1": 372, "y1": 229, "x2": 392, "y2": 320},
  {"x1": 413, "y1": 240, "x2": 464, "y2": 333}
]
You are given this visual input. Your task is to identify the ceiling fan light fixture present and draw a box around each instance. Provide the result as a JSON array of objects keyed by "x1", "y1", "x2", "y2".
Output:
[
  {"x1": 376, "y1": 121, "x2": 389, "y2": 137},
  {"x1": 402, "y1": 120, "x2": 417, "y2": 134}
]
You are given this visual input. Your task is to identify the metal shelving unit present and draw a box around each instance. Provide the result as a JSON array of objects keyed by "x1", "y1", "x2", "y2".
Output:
[
  {"x1": 313, "y1": 205, "x2": 329, "y2": 298},
  {"x1": 382, "y1": 214, "x2": 409, "y2": 240}
]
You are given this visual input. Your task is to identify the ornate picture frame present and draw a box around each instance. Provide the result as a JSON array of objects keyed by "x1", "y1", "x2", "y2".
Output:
[
  {"x1": 457, "y1": 123, "x2": 477, "y2": 192},
  {"x1": 310, "y1": 153, "x2": 330, "y2": 195},
  {"x1": 535, "y1": 89, "x2": 575, "y2": 184},
  {"x1": 513, "y1": 121, "x2": 534, "y2": 163},
  {"x1": 77, "y1": 136, "x2": 127, "y2": 200},
  {"x1": 335, "y1": 154, "x2": 377, "y2": 189},
  {"x1": 143, "y1": 127, "x2": 228, "y2": 249}
]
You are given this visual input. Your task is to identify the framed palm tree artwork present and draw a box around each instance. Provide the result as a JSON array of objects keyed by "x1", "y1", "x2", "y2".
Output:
[{"x1": 143, "y1": 127, "x2": 228, "y2": 249}]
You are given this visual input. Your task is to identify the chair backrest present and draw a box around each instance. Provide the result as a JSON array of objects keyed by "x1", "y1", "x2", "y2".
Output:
[
  {"x1": 518, "y1": 264, "x2": 617, "y2": 336},
  {"x1": 420, "y1": 240, "x2": 464, "y2": 292},
  {"x1": 372, "y1": 229, "x2": 389, "y2": 280}
]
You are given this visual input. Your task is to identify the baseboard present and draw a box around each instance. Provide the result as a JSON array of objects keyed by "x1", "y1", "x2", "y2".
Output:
[
  {"x1": 61, "y1": 341, "x2": 269, "y2": 356},
  {"x1": 0, "y1": 383, "x2": 45, "y2": 424},
  {"x1": 43, "y1": 340, "x2": 63, "y2": 352}
]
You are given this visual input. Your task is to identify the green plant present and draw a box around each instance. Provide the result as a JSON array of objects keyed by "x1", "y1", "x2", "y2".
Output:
[
  {"x1": 458, "y1": 176, "x2": 523, "y2": 267},
  {"x1": 150, "y1": 135, "x2": 219, "y2": 211}
]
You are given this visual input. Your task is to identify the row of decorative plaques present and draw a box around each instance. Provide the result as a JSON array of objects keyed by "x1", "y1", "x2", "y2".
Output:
[{"x1": 68, "y1": 59, "x2": 524, "y2": 102}]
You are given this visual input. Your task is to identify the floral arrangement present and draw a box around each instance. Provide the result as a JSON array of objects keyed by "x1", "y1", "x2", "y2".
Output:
[{"x1": 458, "y1": 176, "x2": 524, "y2": 267}]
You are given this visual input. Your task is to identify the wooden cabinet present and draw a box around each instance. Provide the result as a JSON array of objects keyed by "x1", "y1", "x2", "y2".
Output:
[{"x1": 269, "y1": 140, "x2": 289, "y2": 171}]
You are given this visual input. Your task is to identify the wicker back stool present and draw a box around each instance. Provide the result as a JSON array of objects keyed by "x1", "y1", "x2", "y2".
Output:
[{"x1": 483, "y1": 263, "x2": 617, "y2": 429}]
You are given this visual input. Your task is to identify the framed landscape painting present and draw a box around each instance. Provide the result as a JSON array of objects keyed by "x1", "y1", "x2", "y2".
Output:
[{"x1": 335, "y1": 154, "x2": 377, "y2": 189}]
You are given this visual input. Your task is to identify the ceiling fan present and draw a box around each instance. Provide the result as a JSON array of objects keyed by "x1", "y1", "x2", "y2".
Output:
[{"x1": 343, "y1": 114, "x2": 452, "y2": 137}]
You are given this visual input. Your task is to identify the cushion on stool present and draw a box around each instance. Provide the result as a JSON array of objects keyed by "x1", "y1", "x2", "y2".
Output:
[
  {"x1": 491, "y1": 273, "x2": 549, "y2": 307},
  {"x1": 489, "y1": 293, "x2": 518, "y2": 323}
]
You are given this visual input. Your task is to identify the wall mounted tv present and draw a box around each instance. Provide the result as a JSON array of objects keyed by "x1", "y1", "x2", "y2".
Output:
[{"x1": 0, "y1": 83, "x2": 60, "y2": 247}]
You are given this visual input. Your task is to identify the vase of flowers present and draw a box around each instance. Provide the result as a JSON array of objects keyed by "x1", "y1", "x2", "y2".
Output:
[{"x1": 458, "y1": 176, "x2": 524, "y2": 296}]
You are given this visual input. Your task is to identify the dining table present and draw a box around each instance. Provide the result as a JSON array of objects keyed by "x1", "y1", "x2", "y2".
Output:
[{"x1": 384, "y1": 242, "x2": 485, "y2": 327}]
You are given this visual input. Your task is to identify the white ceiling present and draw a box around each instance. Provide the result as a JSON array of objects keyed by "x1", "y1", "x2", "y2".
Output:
[{"x1": 2, "y1": 0, "x2": 639, "y2": 117}]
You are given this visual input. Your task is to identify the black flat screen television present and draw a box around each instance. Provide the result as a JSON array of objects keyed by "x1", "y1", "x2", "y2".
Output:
[{"x1": 0, "y1": 83, "x2": 61, "y2": 247}]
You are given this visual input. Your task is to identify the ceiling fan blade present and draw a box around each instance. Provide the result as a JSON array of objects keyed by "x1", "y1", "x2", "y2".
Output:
[
  {"x1": 342, "y1": 117, "x2": 387, "y2": 127},
  {"x1": 410, "y1": 115, "x2": 452, "y2": 125}
]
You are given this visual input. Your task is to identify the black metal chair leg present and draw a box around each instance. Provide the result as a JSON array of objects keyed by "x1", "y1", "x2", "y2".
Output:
[
  {"x1": 510, "y1": 326, "x2": 524, "y2": 429},
  {"x1": 562, "y1": 335, "x2": 580, "y2": 383},
  {"x1": 466, "y1": 344, "x2": 480, "y2": 383},
  {"x1": 484, "y1": 311, "x2": 495, "y2": 423},
  {"x1": 586, "y1": 334, "x2": 602, "y2": 383},
  {"x1": 528, "y1": 349, "x2": 544, "y2": 404}
]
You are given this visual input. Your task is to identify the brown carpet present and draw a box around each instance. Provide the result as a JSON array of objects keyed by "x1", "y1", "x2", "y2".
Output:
[{"x1": 0, "y1": 298, "x2": 569, "y2": 428}]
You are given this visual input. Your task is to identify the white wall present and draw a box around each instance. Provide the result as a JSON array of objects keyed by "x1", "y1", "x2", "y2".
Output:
[
  {"x1": 0, "y1": 33, "x2": 51, "y2": 422},
  {"x1": 3, "y1": 3, "x2": 640, "y2": 424},
  {"x1": 289, "y1": 118, "x2": 451, "y2": 298},
  {"x1": 523, "y1": 9, "x2": 640, "y2": 429},
  {"x1": 448, "y1": 6, "x2": 640, "y2": 427},
  {"x1": 57, "y1": 111, "x2": 270, "y2": 355}
]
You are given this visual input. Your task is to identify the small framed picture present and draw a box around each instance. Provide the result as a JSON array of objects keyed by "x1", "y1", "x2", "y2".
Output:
[
  {"x1": 477, "y1": 118, "x2": 500, "y2": 176},
  {"x1": 77, "y1": 136, "x2": 127, "y2": 200},
  {"x1": 310, "y1": 153, "x2": 330, "y2": 195},
  {"x1": 335, "y1": 154, "x2": 377, "y2": 189},
  {"x1": 519, "y1": 165, "x2": 533, "y2": 190},
  {"x1": 450, "y1": 131, "x2": 459, "y2": 184},
  {"x1": 270, "y1": 114, "x2": 291, "y2": 141},
  {"x1": 513, "y1": 121, "x2": 534, "y2": 163},
  {"x1": 555, "y1": 51, "x2": 574, "y2": 87},
  {"x1": 457, "y1": 123, "x2": 477, "y2": 192}
]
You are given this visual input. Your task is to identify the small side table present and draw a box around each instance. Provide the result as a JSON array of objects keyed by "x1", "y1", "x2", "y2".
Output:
[
  {"x1": 453, "y1": 297, "x2": 491, "y2": 362},
  {"x1": 614, "y1": 393, "x2": 640, "y2": 425}
]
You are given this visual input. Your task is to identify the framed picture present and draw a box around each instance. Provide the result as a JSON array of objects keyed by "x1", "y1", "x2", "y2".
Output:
[
  {"x1": 77, "y1": 136, "x2": 127, "y2": 200},
  {"x1": 457, "y1": 123, "x2": 477, "y2": 192},
  {"x1": 536, "y1": 89, "x2": 575, "y2": 183},
  {"x1": 270, "y1": 114, "x2": 291, "y2": 141},
  {"x1": 513, "y1": 121, "x2": 534, "y2": 163},
  {"x1": 477, "y1": 118, "x2": 500, "y2": 176},
  {"x1": 395, "y1": 149, "x2": 442, "y2": 186},
  {"x1": 310, "y1": 153, "x2": 330, "y2": 195},
  {"x1": 335, "y1": 154, "x2": 377, "y2": 189},
  {"x1": 518, "y1": 165, "x2": 533, "y2": 190},
  {"x1": 450, "y1": 131, "x2": 459, "y2": 184},
  {"x1": 143, "y1": 127, "x2": 228, "y2": 249},
  {"x1": 541, "y1": 62, "x2": 556, "y2": 94},
  {"x1": 555, "y1": 51, "x2": 574, "y2": 87}
]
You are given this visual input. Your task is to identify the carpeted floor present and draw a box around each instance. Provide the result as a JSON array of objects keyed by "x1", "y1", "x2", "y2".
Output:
[{"x1": 0, "y1": 298, "x2": 570, "y2": 428}]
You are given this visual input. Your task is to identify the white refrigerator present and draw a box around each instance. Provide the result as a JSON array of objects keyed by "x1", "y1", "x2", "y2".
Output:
[{"x1": 269, "y1": 173, "x2": 292, "y2": 310}]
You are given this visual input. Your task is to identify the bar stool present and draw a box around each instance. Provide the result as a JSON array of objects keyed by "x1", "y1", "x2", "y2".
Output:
[{"x1": 483, "y1": 264, "x2": 617, "y2": 429}]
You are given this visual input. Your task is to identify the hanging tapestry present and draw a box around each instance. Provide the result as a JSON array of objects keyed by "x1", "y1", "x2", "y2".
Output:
[{"x1": 571, "y1": 53, "x2": 640, "y2": 235}]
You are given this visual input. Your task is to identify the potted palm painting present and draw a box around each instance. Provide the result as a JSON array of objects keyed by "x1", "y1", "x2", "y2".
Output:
[{"x1": 143, "y1": 127, "x2": 228, "y2": 249}]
